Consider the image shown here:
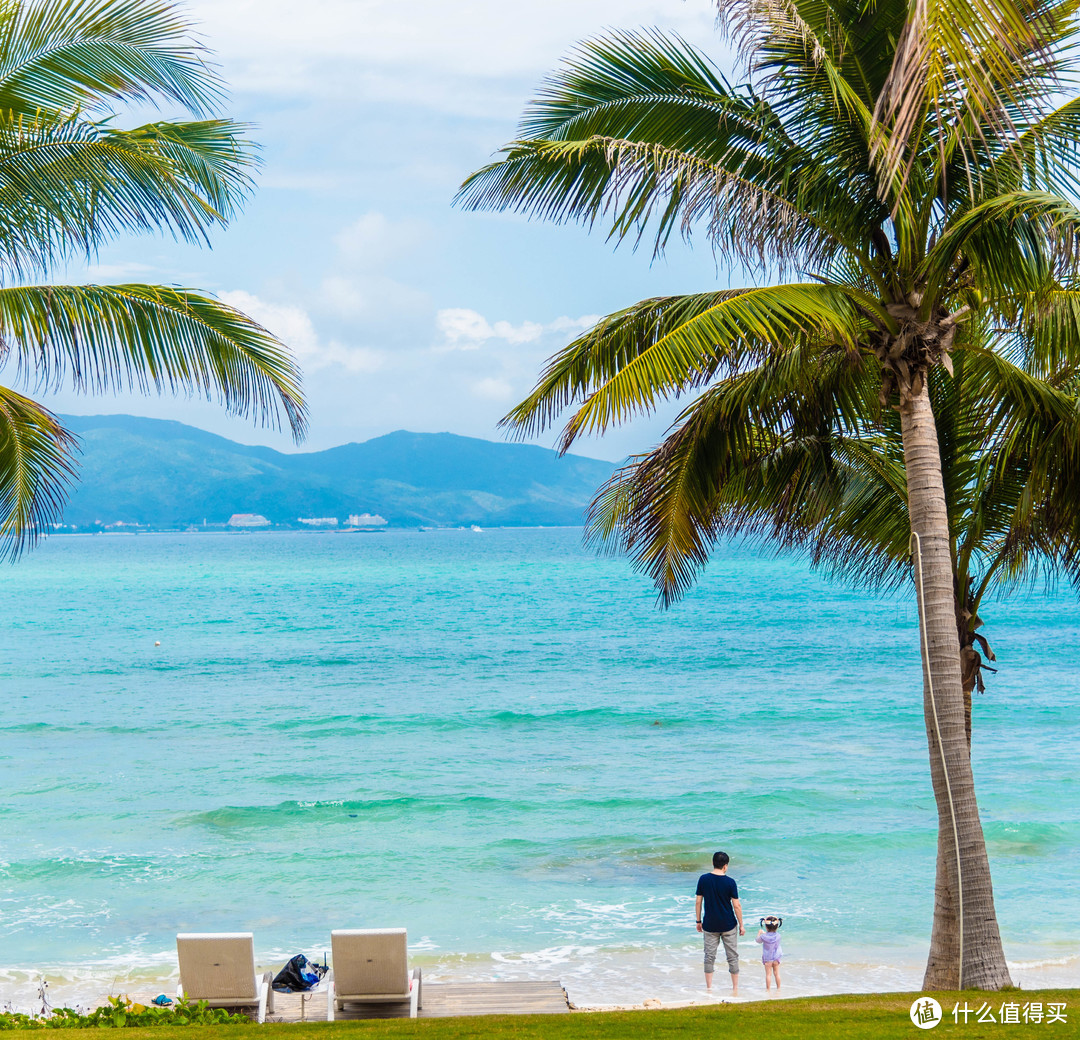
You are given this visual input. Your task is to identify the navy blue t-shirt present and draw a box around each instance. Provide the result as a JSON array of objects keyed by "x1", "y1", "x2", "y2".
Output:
[{"x1": 696, "y1": 872, "x2": 738, "y2": 932}]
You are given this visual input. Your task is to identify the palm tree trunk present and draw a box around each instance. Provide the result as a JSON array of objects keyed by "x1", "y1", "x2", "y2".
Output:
[
  {"x1": 899, "y1": 379, "x2": 1011, "y2": 991},
  {"x1": 924, "y1": 816, "x2": 961, "y2": 985}
]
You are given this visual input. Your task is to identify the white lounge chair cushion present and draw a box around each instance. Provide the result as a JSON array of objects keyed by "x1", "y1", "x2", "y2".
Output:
[
  {"x1": 331, "y1": 928, "x2": 409, "y2": 1000},
  {"x1": 176, "y1": 932, "x2": 259, "y2": 1002}
]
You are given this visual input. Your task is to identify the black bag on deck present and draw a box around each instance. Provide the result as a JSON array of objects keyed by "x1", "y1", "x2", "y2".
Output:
[{"x1": 272, "y1": 954, "x2": 328, "y2": 992}]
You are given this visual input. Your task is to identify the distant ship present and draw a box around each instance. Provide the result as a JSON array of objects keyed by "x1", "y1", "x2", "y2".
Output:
[{"x1": 471, "y1": 525, "x2": 483, "y2": 533}]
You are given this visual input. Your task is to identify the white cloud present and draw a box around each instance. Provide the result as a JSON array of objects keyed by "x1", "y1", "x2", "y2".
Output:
[
  {"x1": 436, "y1": 307, "x2": 496, "y2": 348},
  {"x1": 188, "y1": 0, "x2": 721, "y2": 114},
  {"x1": 317, "y1": 341, "x2": 385, "y2": 373},
  {"x1": 550, "y1": 314, "x2": 602, "y2": 334},
  {"x1": 426, "y1": 305, "x2": 603, "y2": 418},
  {"x1": 259, "y1": 170, "x2": 356, "y2": 191},
  {"x1": 492, "y1": 319, "x2": 545, "y2": 344},
  {"x1": 319, "y1": 275, "x2": 369, "y2": 317},
  {"x1": 308, "y1": 211, "x2": 435, "y2": 323},
  {"x1": 435, "y1": 307, "x2": 595, "y2": 350},
  {"x1": 318, "y1": 273, "x2": 429, "y2": 321},
  {"x1": 220, "y1": 289, "x2": 384, "y2": 373},
  {"x1": 220, "y1": 290, "x2": 320, "y2": 355},
  {"x1": 472, "y1": 377, "x2": 515, "y2": 401},
  {"x1": 334, "y1": 212, "x2": 429, "y2": 268}
]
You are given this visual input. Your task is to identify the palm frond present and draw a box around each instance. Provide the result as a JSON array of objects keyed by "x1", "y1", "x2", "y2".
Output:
[
  {"x1": 1, "y1": 283, "x2": 307, "y2": 437},
  {"x1": 0, "y1": 387, "x2": 76, "y2": 557},
  {"x1": 0, "y1": 110, "x2": 257, "y2": 275},
  {"x1": 0, "y1": 0, "x2": 224, "y2": 117},
  {"x1": 992, "y1": 285, "x2": 1080, "y2": 375},
  {"x1": 921, "y1": 192, "x2": 1080, "y2": 300},
  {"x1": 501, "y1": 284, "x2": 862, "y2": 451},
  {"x1": 457, "y1": 29, "x2": 884, "y2": 269},
  {"x1": 870, "y1": 0, "x2": 1069, "y2": 192},
  {"x1": 519, "y1": 28, "x2": 733, "y2": 142},
  {"x1": 585, "y1": 341, "x2": 893, "y2": 604},
  {"x1": 988, "y1": 95, "x2": 1080, "y2": 198}
]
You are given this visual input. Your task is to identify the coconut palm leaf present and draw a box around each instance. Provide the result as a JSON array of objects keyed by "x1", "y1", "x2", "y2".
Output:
[
  {"x1": 0, "y1": 0, "x2": 224, "y2": 116},
  {"x1": 457, "y1": 30, "x2": 883, "y2": 269},
  {"x1": 0, "y1": 1, "x2": 306, "y2": 555},
  {"x1": 0, "y1": 283, "x2": 305, "y2": 432},
  {"x1": 995, "y1": 285, "x2": 1080, "y2": 375},
  {"x1": 870, "y1": 0, "x2": 1070, "y2": 188},
  {"x1": 0, "y1": 111, "x2": 257, "y2": 276},
  {"x1": 585, "y1": 340, "x2": 899, "y2": 603},
  {"x1": 503, "y1": 284, "x2": 865, "y2": 451},
  {"x1": 988, "y1": 96, "x2": 1080, "y2": 197},
  {"x1": 921, "y1": 193, "x2": 1080, "y2": 300},
  {"x1": 0, "y1": 386, "x2": 75, "y2": 557}
]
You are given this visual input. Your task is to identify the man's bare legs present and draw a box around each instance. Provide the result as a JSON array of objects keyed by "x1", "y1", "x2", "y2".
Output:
[{"x1": 704, "y1": 971, "x2": 739, "y2": 996}]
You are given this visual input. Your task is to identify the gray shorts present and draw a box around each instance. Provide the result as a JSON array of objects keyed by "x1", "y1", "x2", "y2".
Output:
[{"x1": 703, "y1": 928, "x2": 739, "y2": 974}]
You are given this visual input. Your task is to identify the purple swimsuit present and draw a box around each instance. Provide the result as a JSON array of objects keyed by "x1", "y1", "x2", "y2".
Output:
[{"x1": 756, "y1": 930, "x2": 782, "y2": 963}]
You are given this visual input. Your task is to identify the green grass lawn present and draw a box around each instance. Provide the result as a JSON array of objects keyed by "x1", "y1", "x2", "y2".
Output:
[{"x1": 110, "y1": 991, "x2": 1078, "y2": 1040}]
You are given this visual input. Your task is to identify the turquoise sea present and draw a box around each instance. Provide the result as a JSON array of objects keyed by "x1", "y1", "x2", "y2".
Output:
[{"x1": 1, "y1": 528, "x2": 1077, "y2": 1007}]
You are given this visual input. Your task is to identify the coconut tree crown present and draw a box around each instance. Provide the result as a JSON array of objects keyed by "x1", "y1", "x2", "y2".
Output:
[
  {"x1": 459, "y1": 0, "x2": 1080, "y2": 419},
  {"x1": 0, "y1": 0, "x2": 307, "y2": 556},
  {"x1": 457, "y1": 0, "x2": 1080, "y2": 605}
]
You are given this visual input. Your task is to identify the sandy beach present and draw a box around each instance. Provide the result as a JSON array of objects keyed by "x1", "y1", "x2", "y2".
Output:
[{"x1": 3, "y1": 949, "x2": 1078, "y2": 1018}]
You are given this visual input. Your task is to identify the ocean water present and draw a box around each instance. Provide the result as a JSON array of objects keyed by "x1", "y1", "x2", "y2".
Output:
[{"x1": 0, "y1": 528, "x2": 1076, "y2": 1008}]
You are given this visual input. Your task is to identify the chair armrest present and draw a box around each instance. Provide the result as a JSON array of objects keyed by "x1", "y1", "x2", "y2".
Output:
[
  {"x1": 325, "y1": 978, "x2": 336, "y2": 1022},
  {"x1": 254, "y1": 975, "x2": 268, "y2": 1025},
  {"x1": 409, "y1": 967, "x2": 422, "y2": 1017}
]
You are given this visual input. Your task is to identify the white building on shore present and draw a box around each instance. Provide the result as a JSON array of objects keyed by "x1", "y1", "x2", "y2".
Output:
[
  {"x1": 228, "y1": 513, "x2": 271, "y2": 528},
  {"x1": 347, "y1": 513, "x2": 388, "y2": 527}
]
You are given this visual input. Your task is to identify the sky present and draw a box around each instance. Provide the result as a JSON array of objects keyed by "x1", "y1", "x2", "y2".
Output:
[{"x1": 34, "y1": 0, "x2": 745, "y2": 461}]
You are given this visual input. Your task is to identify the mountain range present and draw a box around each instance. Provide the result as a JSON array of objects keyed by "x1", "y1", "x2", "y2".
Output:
[{"x1": 56, "y1": 414, "x2": 617, "y2": 529}]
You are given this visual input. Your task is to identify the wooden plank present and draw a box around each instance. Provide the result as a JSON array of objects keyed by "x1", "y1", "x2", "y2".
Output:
[{"x1": 267, "y1": 981, "x2": 570, "y2": 1022}]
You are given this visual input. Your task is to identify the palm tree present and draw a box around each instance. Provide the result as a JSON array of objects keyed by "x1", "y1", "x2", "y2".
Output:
[
  {"x1": 589, "y1": 337, "x2": 1080, "y2": 738},
  {"x1": 458, "y1": 0, "x2": 1080, "y2": 989},
  {"x1": 582, "y1": 327, "x2": 1080, "y2": 983},
  {"x1": 0, "y1": 0, "x2": 306, "y2": 555}
]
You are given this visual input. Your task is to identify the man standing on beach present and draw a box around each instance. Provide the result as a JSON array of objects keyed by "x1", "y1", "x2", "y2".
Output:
[{"x1": 695, "y1": 851, "x2": 744, "y2": 995}]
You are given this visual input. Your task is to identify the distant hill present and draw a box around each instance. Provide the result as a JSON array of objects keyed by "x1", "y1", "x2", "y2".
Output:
[{"x1": 57, "y1": 415, "x2": 617, "y2": 528}]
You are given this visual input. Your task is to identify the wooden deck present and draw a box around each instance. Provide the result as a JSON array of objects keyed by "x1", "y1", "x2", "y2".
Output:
[{"x1": 266, "y1": 981, "x2": 570, "y2": 1022}]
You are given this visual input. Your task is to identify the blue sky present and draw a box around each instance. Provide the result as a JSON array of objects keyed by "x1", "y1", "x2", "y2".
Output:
[{"x1": 39, "y1": 0, "x2": 744, "y2": 461}]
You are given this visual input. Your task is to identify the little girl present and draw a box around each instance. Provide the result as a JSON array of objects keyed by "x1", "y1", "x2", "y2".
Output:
[{"x1": 755, "y1": 915, "x2": 783, "y2": 990}]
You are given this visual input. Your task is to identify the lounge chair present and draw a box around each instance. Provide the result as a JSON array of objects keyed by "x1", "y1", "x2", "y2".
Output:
[
  {"x1": 175, "y1": 932, "x2": 274, "y2": 1023},
  {"x1": 326, "y1": 928, "x2": 421, "y2": 1020}
]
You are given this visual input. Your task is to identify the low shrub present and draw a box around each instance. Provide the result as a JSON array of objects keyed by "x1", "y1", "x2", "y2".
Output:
[{"x1": 0, "y1": 997, "x2": 251, "y2": 1029}]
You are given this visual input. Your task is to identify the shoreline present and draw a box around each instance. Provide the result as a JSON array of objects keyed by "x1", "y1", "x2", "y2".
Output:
[{"x1": 3, "y1": 950, "x2": 1077, "y2": 1017}]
